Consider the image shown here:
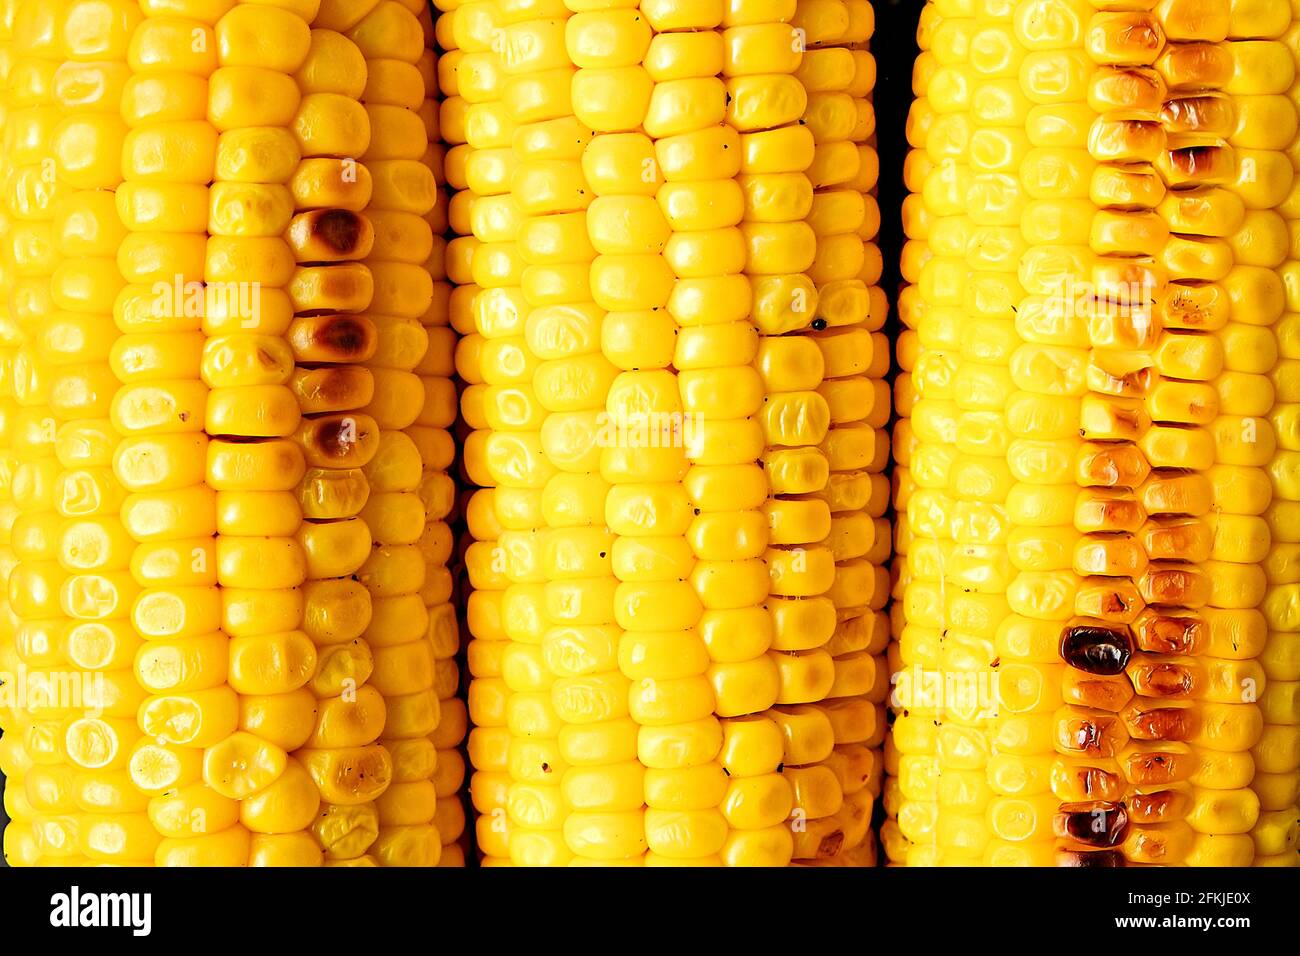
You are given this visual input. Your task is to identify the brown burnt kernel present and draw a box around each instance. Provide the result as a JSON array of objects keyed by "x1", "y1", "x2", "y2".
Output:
[
  {"x1": 1125, "y1": 704, "x2": 1192, "y2": 741},
  {"x1": 1057, "y1": 847, "x2": 1125, "y2": 867},
  {"x1": 297, "y1": 412, "x2": 379, "y2": 470},
  {"x1": 1123, "y1": 749, "x2": 1191, "y2": 785},
  {"x1": 1157, "y1": 43, "x2": 1232, "y2": 92},
  {"x1": 291, "y1": 366, "x2": 375, "y2": 414},
  {"x1": 318, "y1": 317, "x2": 368, "y2": 354},
  {"x1": 1076, "y1": 581, "x2": 1143, "y2": 623},
  {"x1": 1053, "y1": 801, "x2": 1130, "y2": 848},
  {"x1": 1076, "y1": 494, "x2": 1146, "y2": 533},
  {"x1": 314, "y1": 209, "x2": 363, "y2": 254},
  {"x1": 1139, "y1": 517, "x2": 1211, "y2": 562},
  {"x1": 1083, "y1": 767, "x2": 1123, "y2": 801},
  {"x1": 1132, "y1": 611, "x2": 1201, "y2": 654},
  {"x1": 1165, "y1": 144, "x2": 1231, "y2": 180},
  {"x1": 1160, "y1": 94, "x2": 1233, "y2": 135},
  {"x1": 1073, "y1": 720, "x2": 1102, "y2": 752},
  {"x1": 288, "y1": 315, "x2": 377, "y2": 363},
  {"x1": 1127, "y1": 789, "x2": 1187, "y2": 824},
  {"x1": 287, "y1": 209, "x2": 374, "y2": 262},
  {"x1": 316, "y1": 417, "x2": 362, "y2": 459},
  {"x1": 1078, "y1": 442, "x2": 1149, "y2": 488},
  {"x1": 1139, "y1": 563, "x2": 1209, "y2": 607},
  {"x1": 1063, "y1": 672, "x2": 1134, "y2": 712},
  {"x1": 1128, "y1": 660, "x2": 1194, "y2": 697},
  {"x1": 817, "y1": 829, "x2": 845, "y2": 858},
  {"x1": 1061, "y1": 623, "x2": 1132, "y2": 675}
]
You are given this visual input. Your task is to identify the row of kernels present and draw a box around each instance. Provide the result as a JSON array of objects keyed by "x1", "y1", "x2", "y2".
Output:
[
  {"x1": 704, "y1": 0, "x2": 809, "y2": 868},
  {"x1": 354, "y1": 0, "x2": 445, "y2": 869},
  {"x1": 912, "y1": 0, "x2": 995, "y2": 867},
  {"x1": 634, "y1": 0, "x2": 767, "y2": 866},
  {"x1": 114, "y1": 0, "x2": 246, "y2": 867},
  {"x1": 442, "y1": 0, "x2": 515, "y2": 865},
  {"x1": 48, "y1": 0, "x2": 156, "y2": 866},
  {"x1": 794, "y1": 0, "x2": 888, "y2": 866},
  {"x1": 481, "y1": 0, "x2": 573, "y2": 868},
  {"x1": 884, "y1": 0, "x2": 948, "y2": 868},
  {"x1": 416, "y1": 0, "x2": 469, "y2": 868},
  {"x1": 980, "y1": 0, "x2": 1087, "y2": 866},
  {"x1": 553, "y1": 0, "x2": 650, "y2": 866},
  {"x1": 283, "y1": 15, "x2": 390, "y2": 867},
  {"x1": 1055, "y1": 0, "x2": 1172, "y2": 867},
  {"x1": 1136, "y1": 6, "x2": 1271, "y2": 868},
  {"x1": 3, "y1": 0, "x2": 82, "y2": 866},
  {"x1": 769, "y1": 2, "x2": 846, "y2": 851}
]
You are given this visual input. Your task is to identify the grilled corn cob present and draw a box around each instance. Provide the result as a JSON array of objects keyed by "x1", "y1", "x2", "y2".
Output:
[
  {"x1": 450, "y1": 0, "x2": 889, "y2": 865},
  {"x1": 0, "y1": 0, "x2": 456, "y2": 866},
  {"x1": 892, "y1": 0, "x2": 1297, "y2": 868}
]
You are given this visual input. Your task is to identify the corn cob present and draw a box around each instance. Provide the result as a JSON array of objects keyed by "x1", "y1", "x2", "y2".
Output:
[
  {"x1": 443, "y1": 0, "x2": 890, "y2": 865},
  {"x1": 535, "y1": 0, "x2": 634, "y2": 866},
  {"x1": 892, "y1": 0, "x2": 1297, "y2": 868},
  {"x1": 53, "y1": 0, "x2": 159, "y2": 865},
  {"x1": 415, "y1": 0, "x2": 469, "y2": 869},
  {"x1": 0, "y1": 0, "x2": 460, "y2": 866},
  {"x1": 1052, "y1": 0, "x2": 1271, "y2": 868}
]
